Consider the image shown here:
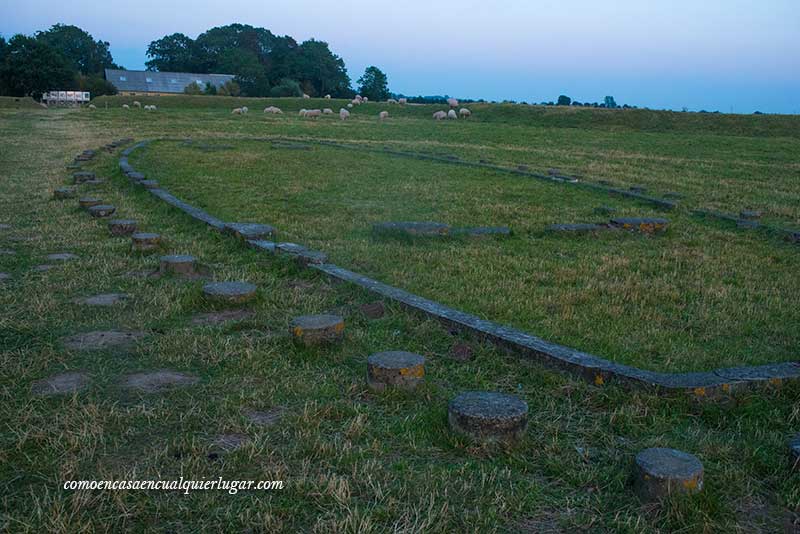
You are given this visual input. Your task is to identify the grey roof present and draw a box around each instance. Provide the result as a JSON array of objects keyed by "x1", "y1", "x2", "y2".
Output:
[{"x1": 104, "y1": 69, "x2": 235, "y2": 93}]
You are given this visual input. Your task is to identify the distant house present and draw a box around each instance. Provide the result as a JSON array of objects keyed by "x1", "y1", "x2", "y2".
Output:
[{"x1": 104, "y1": 69, "x2": 236, "y2": 96}]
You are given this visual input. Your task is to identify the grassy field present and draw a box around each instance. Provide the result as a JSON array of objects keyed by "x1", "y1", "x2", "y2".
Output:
[{"x1": 1, "y1": 102, "x2": 799, "y2": 532}]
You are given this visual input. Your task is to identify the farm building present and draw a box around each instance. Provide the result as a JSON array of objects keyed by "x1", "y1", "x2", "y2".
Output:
[{"x1": 104, "y1": 69, "x2": 236, "y2": 96}]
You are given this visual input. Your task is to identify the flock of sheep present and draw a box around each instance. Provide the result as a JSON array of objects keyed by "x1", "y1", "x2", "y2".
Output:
[{"x1": 99, "y1": 100, "x2": 157, "y2": 111}]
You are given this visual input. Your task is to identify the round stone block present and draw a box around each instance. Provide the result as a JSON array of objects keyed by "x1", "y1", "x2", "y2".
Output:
[
  {"x1": 88, "y1": 204, "x2": 116, "y2": 218},
  {"x1": 131, "y1": 232, "x2": 161, "y2": 252},
  {"x1": 108, "y1": 219, "x2": 138, "y2": 236},
  {"x1": 290, "y1": 314, "x2": 345, "y2": 345},
  {"x1": 53, "y1": 187, "x2": 76, "y2": 199},
  {"x1": 139, "y1": 179, "x2": 159, "y2": 189},
  {"x1": 79, "y1": 197, "x2": 103, "y2": 209},
  {"x1": 202, "y1": 281, "x2": 257, "y2": 305},
  {"x1": 634, "y1": 448, "x2": 704, "y2": 501},
  {"x1": 448, "y1": 391, "x2": 528, "y2": 444},
  {"x1": 159, "y1": 254, "x2": 197, "y2": 276},
  {"x1": 367, "y1": 351, "x2": 426, "y2": 391}
]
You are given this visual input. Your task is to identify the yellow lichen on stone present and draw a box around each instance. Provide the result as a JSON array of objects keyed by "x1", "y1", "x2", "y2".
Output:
[
  {"x1": 594, "y1": 374, "x2": 604, "y2": 386},
  {"x1": 693, "y1": 387, "x2": 706, "y2": 397},
  {"x1": 769, "y1": 377, "x2": 782, "y2": 386},
  {"x1": 293, "y1": 326, "x2": 303, "y2": 337},
  {"x1": 334, "y1": 322, "x2": 345, "y2": 333},
  {"x1": 682, "y1": 478, "x2": 699, "y2": 490}
]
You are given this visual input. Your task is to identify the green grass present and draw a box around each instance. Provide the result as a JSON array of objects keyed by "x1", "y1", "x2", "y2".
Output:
[
  {"x1": 1, "y1": 106, "x2": 799, "y2": 532},
  {"x1": 0, "y1": 96, "x2": 42, "y2": 109}
]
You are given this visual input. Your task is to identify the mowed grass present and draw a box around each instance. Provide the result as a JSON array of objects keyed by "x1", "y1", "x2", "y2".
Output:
[
  {"x1": 1, "y1": 106, "x2": 799, "y2": 532},
  {"x1": 129, "y1": 138, "x2": 800, "y2": 373}
]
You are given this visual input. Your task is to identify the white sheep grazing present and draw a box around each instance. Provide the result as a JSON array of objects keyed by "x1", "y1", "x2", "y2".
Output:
[
  {"x1": 88, "y1": 104, "x2": 96, "y2": 110},
  {"x1": 241, "y1": 106, "x2": 249, "y2": 114},
  {"x1": 447, "y1": 98, "x2": 459, "y2": 108},
  {"x1": 150, "y1": 105, "x2": 158, "y2": 111},
  {"x1": 398, "y1": 98, "x2": 407, "y2": 105},
  {"x1": 302, "y1": 93, "x2": 310, "y2": 99},
  {"x1": 386, "y1": 98, "x2": 397, "y2": 104},
  {"x1": 299, "y1": 108, "x2": 307, "y2": 116},
  {"x1": 448, "y1": 109, "x2": 458, "y2": 119},
  {"x1": 347, "y1": 103, "x2": 353, "y2": 109},
  {"x1": 122, "y1": 104, "x2": 130, "y2": 109},
  {"x1": 324, "y1": 94, "x2": 331, "y2": 99},
  {"x1": 379, "y1": 111, "x2": 389, "y2": 120},
  {"x1": 263, "y1": 106, "x2": 282, "y2": 114},
  {"x1": 459, "y1": 108, "x2": 471, "y2": 118},
  {"x1": 433, "y1": 110, "x2": 447, "y2": 120},
  {"x1": 323, "y1": 108, "x2": 333, "y2": 114},
  {"x1": 143, "y1": 105, "x2": 150, "y2": 110},
  {"x1": 133, "y1": 101, "x2": 141, "y2": 108},
  {"x1": 232, "y1": 108, "x2": 243, "y2": 114},
  {"x1": 304, "y1": 109, "x2": 322, "y2": 119},
  {"x1": 363, "y1": 96, "x2": 368, "y2": 102},
  {"x1": 339, "y1": 108, "x2": 350, "y2": 120}
]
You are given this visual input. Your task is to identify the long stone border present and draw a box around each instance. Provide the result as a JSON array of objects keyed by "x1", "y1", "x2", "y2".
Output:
[
  {"x1": 692, "y1": 209, "x2": 800, "y2": 244},
  {"x1": 117, "y1": 139, "x2": 800, "y2": 397}
]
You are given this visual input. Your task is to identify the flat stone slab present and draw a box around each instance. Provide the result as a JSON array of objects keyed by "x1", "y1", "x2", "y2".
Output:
[
  {"x1": 610, "y1": 217, "x2": 669, "y2": 233},
  {"x1": 159, "y1": 254, "x2": 197, "y2": 276},
  {"x1": 547, "y1": 223, "x2": 606, "y2": 233},
  {"x1": 131, "y1": 232, "x2": 161, "y2": 252},
  {"x1": 224, "y1": 222, "x2": 276, "y2": 240},
  {"x1": 790, "y1": 434, "x2": 800, "y2": 471},
  {"x1": 191, "y1": 309, "x2": 255, "y2": 326},
  {"x1": 244, "y1": 407, "x2": 284, "y2": 426},
  {"x1": 54, "y1": 187, "x2": 77, "y2": 199},
  {"x1": 275, "y1": 243, "x2": 328, "y2": 266},
  {"x1": 126, "y1": 171, "x2": 145, "y2": 181},
  {"x1": 740, "y1": 210, "x2": 762, "y2": 220},
  {"x1": 31, "y1": 371, "x2": 89, "y2": 396},
  {"x1": 79, "y1": 197, "x2": 103, "y2": 209},
  {"x1": 108, "y1": 219, "x2": 138, "y2": 236},
  {"x1": 373, "y1": 221, "x2": 451, "y2": 237},
  {"x1": 139, "y1": 179, "x2": 159, "y2": 189},
  {"x1": 634, "y1": 448, "x2": 704, "y2": 501},
  {"x1": 32, "y1": 264, "x2": 55, "y2": 272},
  {"x1": 45, "y1": 253, "x2": 78, "y2": 262},
  {"x1": 246, "y1": 239, "x2": 276, "y2": 253},
  {"x1": 290, "y1": 314, "x2": 345, "y2": 345},
  {"x1": 122, "y1": 370, "x2": 199, "y2": 393},
  {"x1": 203, "y1": 281, "x2": 257, "y2": 305},
  {"x1": 88, "y1": 205, "x2": 116, "y2": 218},
  {"x1": 73, "y1": 171, "x2": 96, "y2": 183},
  {"x1": 62, "y1": 330, "x2": 146, "y2": 351},
  {"x1": 73, "y1": 293, "x2": 130, "y2": 306},
  {"x1": 367, "y1": 351, "x2": 426, "y2": 391},
  {"x1": 448, "y1": 391, "x2": 528, "y2": 444}
]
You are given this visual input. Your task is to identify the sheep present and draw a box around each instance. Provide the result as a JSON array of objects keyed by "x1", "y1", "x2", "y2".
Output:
[
  {"x1": 363, "y1": 96, "x2": 369, "y2": 102},
  {"x1": 448, "y1": 109, "x2": 458, "y2": 119},
  {"x1": 263, "y1": 106, "x2": 283, "y2": 114},
  {"x1": 88, "y1": 104, "x2": 96, "y2": 110},
  {"x1": 304, "y1": 109, "x2": 322, "y2": 119},
  {"x1": 447, "y1": 97, "x2": 459, "y2": 108},
  {"x1": 133, "y1": 101, "x2": 141, "y2": 108},
  {"x1": 241, "y1": 106, "x2": 249, "y2": 114},
  {"x1": 398, "y1": 98, "x2": 407, "y2": 105},
  {"x1": 433, "y1": 110, "x2": 447, "y2": 120},
  {"x1": 351, "y1": 99, "x2": 361, "y2": 106},
  {"x1": 302, "y1": 93, "x2": 310, "y2": 99},
  {"x1": 459, "y1": 107, "x2": 471, "y2": 118},
  {"x1": 347, "y1": 103, "x2": 353, "y2": 109},
  {"x1": 122, "y1": 104, "x2": 130, "y2": 110},
  {"x1": 379, "y1": 111, "x2": 389, "y2": 120},
  {"x1": 386, "y1": 98, "x2": 397, "y2": 104},
  {"x1": 232, "y1": 108, "x2": 243, "y2": 114},
  {"x1": 339, "y1": 108, "x2": 350, "y2": 120},
  {"x1": 324, "y1": 94, "x2": 331, "y2": 99},
  {"x1": 149, "y1": 105, "x2": 158, "y2": 111},
  {"x1": 323, "y1": 108, "x2": 333, "y2": 114},
  {"x1": 299, "y1": 108, "x2": 307, "y2": 116}
]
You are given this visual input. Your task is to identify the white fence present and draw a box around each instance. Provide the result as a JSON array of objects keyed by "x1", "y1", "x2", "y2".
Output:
[{"x1": 43, "y1": 91, "x2": 91, "y2": 106}]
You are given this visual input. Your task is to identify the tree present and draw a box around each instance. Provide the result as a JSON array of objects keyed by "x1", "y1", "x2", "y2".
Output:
[
  {"x1": 0, "y1": 35, "x2": 74, "y2": 97},
  {"x1": 184, "y1": 81, "x2": 203, "y2": 95},
  {"x1": 36, "y1": 24, "x2": 118, "y2": 76},
  {"x1": 146, "y1": 33, "x2": 199, "y2": 72},
  {"x1": 604, "y1": 95, "x2": 617, "y2": 109},
  {"x1": 204, "y1": 82, "x2": 217, "y2": 95},
  {"x1": 269, "y1": 78, "x2": 302, "y2": 97},
  {"x1": 217, "y1": 80, "x2": 241, "y2": 97},
  {"x1": 357, "y1": 66, "x2": 389, "y2": 101},
  {"x1": 557, "y1": 94, "x2": 571, "y2": 106},
  {"x1": 291, "y1": 39, "x2": 351, "y2": 97}
]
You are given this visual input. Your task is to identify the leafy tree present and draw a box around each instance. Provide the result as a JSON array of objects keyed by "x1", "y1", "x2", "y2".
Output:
[
  {"x1": 184, "y1": 81, "x2": 203, "y2": 95},
  {"x1": 36, "y1": 24, "x2": 118, "y2": 75},
  {"x1": 269, "y1": 78, "x2": 302, "y2": 97},
  {"x1": 217, "y1": 47, "x2": 270, "y2": 96},
  {"x1": 76, "y1": 73, "x2": 117, "y2": 96},
  {"x1": 557, "y1": 94, "x2": 571, "y2": 106},
  {"x1": 204, "y1": 82, "x2": 217, "y2": 95},
  {"x1": 146, "y1": 33, "x2": 199, "y2": 72},
  {"x1": 357, "y1": 66, "x2": 389, "y2": 101},
  {"x1": 217, "y1": 80, "x2": 241, "y2": 97},
  {"x1": 0, "y1": 35, "x2": 73, "y2": 97},
  {"x1": 604, "y1": 95, "x2": 617, "y2": 109},
  {"x1": 291, "y1": 39, "x2": 351, "y2": 97}
]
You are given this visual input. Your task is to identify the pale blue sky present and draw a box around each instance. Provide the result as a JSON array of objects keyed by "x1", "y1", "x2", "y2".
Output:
[{"x1": 3, "y1": 0, "x2": 799, "y2": 113}]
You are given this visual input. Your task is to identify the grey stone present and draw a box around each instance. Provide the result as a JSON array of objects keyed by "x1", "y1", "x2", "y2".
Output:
[
  {"x1": 547, "y1": 223, "x2": 605, "y2": 233},
  {"x1": 202, "y1": 281, "x2": 257, "y2": 305},
  {"x1": 629, "y1": 186, "x2": 647, "y2": 194},
  {"x1": 79, "y1": 197, "x2": 103, "y2": 209},
  {"x1": 373, "y1": 221, "x2": 451, "y2": 237},
  {"x1": 139, "y1": 179, "x2": 159, "y2": 189},
  {"x1": 122, "y1": 370, "x2": 199, "y2": 393},
  {"x1": 244, "y1": 407, "x2": 284, "y2": 427},
  {"x1": 88, "y1": 205, "x2": 116, "y2": 218},
  {"x1": 609, "y1": 217, "x2": 669, "y2": 233},
  {"x1": 0, "y1": 272, "x2": 10, "y2": 281},
  {"x1": 74, "y1": 293, "x2": 129, "y2": 306},
  {"x1": 108, "y1": 219, "x2": 138, "y2": 237},
  {"x1": 73, "y1": 171, "x2": 96, "y2": 184},
  {"x1": 62, "y1": 330, "x2": 146, "y2": 351},
  {"x1": 246, "y1": 239, "x2": 276, "y2": 253},
  {"x1": 131, "y1": 232, "x2": 161, "y2": 252},
  {"x1": 31, "y1": 371, "x2": 89, "y2": 396},
  {"x1": 53, "y1": 187, "x2": 77, "y2": 199},
  {"x1": 148, "y1": 189, "x2": 226, "y2": 230},
  {"x1": 367, "y1": 351, "x2": 426, "y2": 391},
  {"x1": 740, "y1": 210, "x2": 762, "y2": 220},
  {"x1": 276, "y1": 243, "x2": 328, "y2": 266},
  {"x1": 224, "y1": 222, "x2": 276, "y2": 240},
  {"x1": 159, "y1": 254, "x2": 197, "y2": 276},
  {"x1": 737, "y1": 220, "x2": 760, "y2": 229},
  {"x1": 448, "y1": 391, "x2": 528, "y2": 444},
  {"x1": 290, "y1": 314, "x2": 345, "y2": 345},
  {"x1": 634, "y1": 448, "x2": 704, "y2": 501},
  {"x1": 547, "y1": 168, "x2": 561, "y2": 176},
  {"x1": 32, "y1": 264, "x2": 55, "y2": 272},
  {"x1": 83, "y1": 179, "x2": 105, "y2": 186},
  {"x1": 45, "y1": 253, "x2": 78, "y2": 262},
  {"x1": 191, "y1": 309, "x2": 255, "y2": 326},
  {"x1": 714, "y1": 362, "x2": 800, "y2": 385},
  {"x1": 127, "y1": 171, "x2": 145, "y2": 181}
]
